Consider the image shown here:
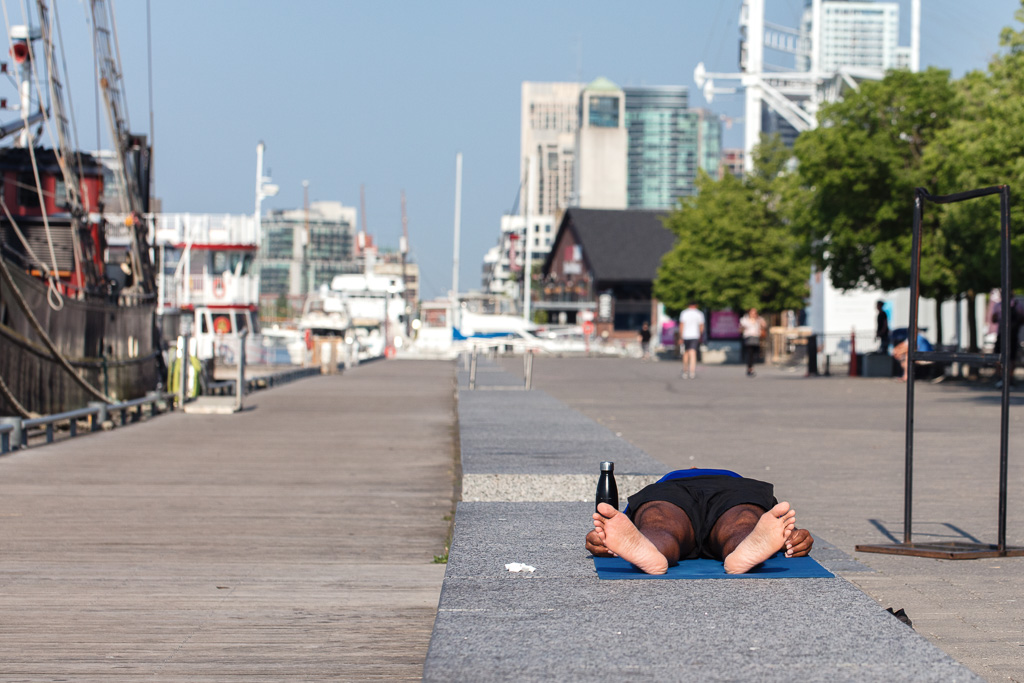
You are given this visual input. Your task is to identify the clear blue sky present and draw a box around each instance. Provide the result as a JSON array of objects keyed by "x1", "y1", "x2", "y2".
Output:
[{"x1": 38, "y1": 0, "x2": 1024, "y2": 300}]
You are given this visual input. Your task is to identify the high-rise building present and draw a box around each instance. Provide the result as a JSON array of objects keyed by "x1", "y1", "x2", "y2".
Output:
[
  {"x1": 574, "y1": 77, "x2": 628, "y2": 210},
  {"x1": 798, "y1": 1, "x2": 908, "y2": 73},
  {"x1": 624, "y1": 86, "x2": 724, "y2": 209},
  {"x1": 521, "y1": 82, "x2": 582, "y2": 217}
]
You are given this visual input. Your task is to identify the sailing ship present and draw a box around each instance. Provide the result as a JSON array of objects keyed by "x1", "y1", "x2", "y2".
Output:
[{"x1": 0, "y1": 1, "x2": 159, "y2": 417}]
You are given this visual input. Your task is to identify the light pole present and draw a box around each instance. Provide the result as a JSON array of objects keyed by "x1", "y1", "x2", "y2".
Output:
[{"x1": 255, "y1": 141, "x2": 280, "y2": 237}]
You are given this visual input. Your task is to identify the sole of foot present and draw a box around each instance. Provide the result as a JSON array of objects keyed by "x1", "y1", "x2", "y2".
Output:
[
  {"x1": 723, "y1": 501, "x2": 795, "y2": 574},
  {"x1": 593, "y1": 502, "x2": 669, "y2": 575}
]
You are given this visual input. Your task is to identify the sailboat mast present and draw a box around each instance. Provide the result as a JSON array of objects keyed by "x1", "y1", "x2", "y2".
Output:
[{"x1": 401, "y1": 190, "x2": 410, "y2": 337}]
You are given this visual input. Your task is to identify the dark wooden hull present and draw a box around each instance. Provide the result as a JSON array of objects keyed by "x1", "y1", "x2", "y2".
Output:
[{"x1": 0, "y1": 261, "x2": 159, "y2": 415}]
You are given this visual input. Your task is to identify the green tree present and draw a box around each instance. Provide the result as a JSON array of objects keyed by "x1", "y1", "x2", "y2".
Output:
[
  {"x1": 653, "y1": 136, "x2": 808, "y2": 313},
  {"x1": 925, "y1": 2, "x2": 1024, "y2": 290},
  {"x1": 792, "y1": 67, "x2": 959, "y2": 298}
]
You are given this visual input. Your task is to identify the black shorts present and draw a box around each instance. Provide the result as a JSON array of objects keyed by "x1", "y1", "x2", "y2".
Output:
[
  {"x1": 682, "y1": 339, "x2": 700, "y2": 352},
  {"x1": 625, "y1": 475, "x2": 776, "y2": 559}
]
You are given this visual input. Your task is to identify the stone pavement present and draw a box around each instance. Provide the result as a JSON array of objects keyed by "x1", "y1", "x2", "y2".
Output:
[
  {"x1": 512, "y1": 356, "x2": 1024, "y2": 681},
  {"x1": 426, "y1": 358, "x2": 985, "y2": 681},
  {"x1": 0, "y1": 359, "x2": 457, "y2": 681}
]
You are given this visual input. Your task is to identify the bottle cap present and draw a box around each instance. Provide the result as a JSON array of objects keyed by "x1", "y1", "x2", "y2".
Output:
[{"x1": 600, "y1": 461, "x2": 614, "y2": 472}]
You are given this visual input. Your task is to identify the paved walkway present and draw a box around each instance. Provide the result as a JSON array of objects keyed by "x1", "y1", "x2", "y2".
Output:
[
  {"x1": 512, "y1": 357, "x2": 1024, "y2": 681},
  {"x1": 0, "y1": 359, "x2": 456, "y2": 681}
]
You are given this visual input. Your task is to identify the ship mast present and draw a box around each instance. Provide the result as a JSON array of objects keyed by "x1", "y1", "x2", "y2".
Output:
[{"x1": 90, "y1": 0, "x2": 156, "y2": 295}]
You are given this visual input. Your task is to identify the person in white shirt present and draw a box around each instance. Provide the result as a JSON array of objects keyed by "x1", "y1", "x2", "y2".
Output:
[
  {"x1": 678, "y1": 302, "x2": 705, "y2": 379},
  {"x1": 739, "y1": 307, "x2": 766, "y2": 377}
]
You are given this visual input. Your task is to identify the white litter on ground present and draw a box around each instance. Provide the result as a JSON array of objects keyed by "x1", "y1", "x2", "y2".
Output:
[{"x1": 505, "y1": 562, "x2": 536, "y2": 573}]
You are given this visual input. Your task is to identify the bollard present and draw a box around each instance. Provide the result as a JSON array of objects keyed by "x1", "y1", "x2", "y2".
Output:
[
  {"x1": 849, "y1": 329, "x2": 858, "y2": 376},
  {"x1": 825, "y1": 355, "x2": 831, "y2": 376},
  {"x1": 88, "y1": 401, "x2": 109, "y2": 432},
  {"x1": 525, "y1": 350, "x2": 534, "y2": 390},
  {"x1": 469, "y1": 347, "x2": 478, "y2": 390},
  {"x1": 145, "y1": 391, "x2": 162, "y2": 417},
  {"x1": 0, "y1": 416, "x2": 22, "y2": 452},
  {"x1": 806, "y1": 334, "x2": 819, "y2": 376},
  {"x1": 236, "y1": 329, "x2": 248, "y2": 412},
  {"x1": 178, "y1": 333, "x2": 190, "y2": 408}
]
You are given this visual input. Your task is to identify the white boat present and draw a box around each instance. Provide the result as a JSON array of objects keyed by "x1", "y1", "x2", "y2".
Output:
[{"x1": 327, "y1": 256, "x2": 409, "y2": 359}]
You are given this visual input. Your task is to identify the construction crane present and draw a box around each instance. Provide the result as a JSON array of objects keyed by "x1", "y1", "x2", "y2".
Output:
[{"x1": 90, "y1": 0, "x2": 156, "y2": 294}]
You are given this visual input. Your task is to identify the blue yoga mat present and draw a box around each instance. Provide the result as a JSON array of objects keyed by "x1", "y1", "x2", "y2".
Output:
[{"x1": 593, "y1": 553, "x2": 834, "y2": 580}]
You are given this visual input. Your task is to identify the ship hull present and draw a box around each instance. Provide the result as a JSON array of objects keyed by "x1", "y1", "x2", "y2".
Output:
[{"x1": 0, "y1": 261, "x2": 159, "y2": 416}]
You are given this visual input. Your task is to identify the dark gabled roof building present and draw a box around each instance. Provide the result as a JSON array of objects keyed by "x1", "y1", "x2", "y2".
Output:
[{"x1": 539, "y1": 208, "x2": 675, "y2": 332}]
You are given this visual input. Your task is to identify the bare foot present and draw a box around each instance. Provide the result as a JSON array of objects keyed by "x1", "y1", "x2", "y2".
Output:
[
  {"x1": 592, "y1": 502, "x2": 668, "y2": 575},
  {"x1": 723, "y1": 502, "x2": 796, "y2": 574}
]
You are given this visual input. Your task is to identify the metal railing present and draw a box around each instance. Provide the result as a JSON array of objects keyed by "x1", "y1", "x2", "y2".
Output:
[
  {"x1": 204, "y1": 366, "x2": 322, "y2": 396},
  {"x1": 465, "y1": 343, "x2": 535, "y2": 391},
  {"x1": 0, "y1": 391, "x2": 172, "y2": 454}
]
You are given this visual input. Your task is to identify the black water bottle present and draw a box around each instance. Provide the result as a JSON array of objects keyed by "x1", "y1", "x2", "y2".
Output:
[{"x1": 596, "y1": 461, "x2": 618, "y2": 511}]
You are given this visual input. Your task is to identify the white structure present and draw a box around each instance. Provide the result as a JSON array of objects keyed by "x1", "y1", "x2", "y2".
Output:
[
  {"x1": 521, "y1": 82, "x2": 582, "y2": 217},
  {"x1": 798, "y1": 1, "x2": 911, "y2": 73},
  {"x1": 481, "y1": 213, "x2": 556, "y2": 298},
  {"x1": 574, "y1": 77, "x2": 628, "y2": 209},
  {"x1": 810, "y1": 269, "x2": 989, "y2": 355},
  {"x1": 695, "y1": 0, "x2": 920, "y2": 172}
]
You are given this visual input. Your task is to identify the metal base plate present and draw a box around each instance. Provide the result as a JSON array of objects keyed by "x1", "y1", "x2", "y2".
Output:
[{"x1": 856, "y1": 541, "x2": 1024, "y2": 560}]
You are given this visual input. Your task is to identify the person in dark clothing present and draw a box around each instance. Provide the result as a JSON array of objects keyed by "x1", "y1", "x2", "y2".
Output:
[
  {"x1": 994, "y1": 296, "x2": 1023, "y2": 387},
  {"x1": 585, "y1": 468, "x2": 814, "y2": 575},
  {"x1": 876, "y1": 301, "x2": 890, "y2": 352},
  {"x1": 638, "y1": 322, "x2": 652, "y2": 361}
]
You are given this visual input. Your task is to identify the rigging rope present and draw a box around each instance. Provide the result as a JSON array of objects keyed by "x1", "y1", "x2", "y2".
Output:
[
  {"x1": 0, "y1": 365, "x2": 32, "y2": 418},
  {"x1": 0, "y1": 245, "x2": 112, "y2": 403},
  {"x1": 53, "y1": 1, "x2": 89, "y2": 205}
]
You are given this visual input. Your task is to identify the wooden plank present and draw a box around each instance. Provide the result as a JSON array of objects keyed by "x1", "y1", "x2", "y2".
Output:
[{"x1": 0, "y1": 359, "x2": 456, "y2": 680}]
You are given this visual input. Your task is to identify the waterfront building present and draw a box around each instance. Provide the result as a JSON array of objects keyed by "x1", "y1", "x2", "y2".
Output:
[
  {"x1": 574, "y1": 78, "x2": 628, "y2": 210},
  {"x1": 539, "y1": 208, "x2": 674, "y2": 334},
  {"x1": 521, "y1": 81, "x2": 582, "y2": 217},
  {"x1": 481, "y1": 213, "x2": 556, "y2": 299},
  {"x1": 623, "y1": 86, "x2": 723, "y2": 209},
  {"x1": 257, "y1": 200, "x2": 355, "y2": 311},
  {"x1": 721, "y1": 148, "x2": 745, "y2": 179}
]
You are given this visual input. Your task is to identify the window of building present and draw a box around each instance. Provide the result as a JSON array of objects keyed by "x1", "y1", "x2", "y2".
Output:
[{"x1": 589, "y1": 96, "x2": 619, "y2": 127}]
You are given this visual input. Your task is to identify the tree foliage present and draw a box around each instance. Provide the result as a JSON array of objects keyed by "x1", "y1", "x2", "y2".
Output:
[
  {"x1": 924, "y1": 1, "x2": 1024, "y2": 290},
  {"x1": 791, "y1": 67, "x2": 959, "y2": 297},
  {"x1": 653, "y1": 136, "x2": 808, "y2": 313}
]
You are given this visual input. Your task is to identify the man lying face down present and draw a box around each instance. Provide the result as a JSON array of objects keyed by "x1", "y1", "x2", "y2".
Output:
[{"x1": 586, "y1": 468, "x2": 814, "y2": 575}]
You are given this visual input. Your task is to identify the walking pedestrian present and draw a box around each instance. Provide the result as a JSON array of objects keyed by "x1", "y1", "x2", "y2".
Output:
[
  {"x1": 739, "y1": 307, "x2": 766, "y2": 377},
  {"x1": 679, "y1": 303, "x2": 705, "y2": 379},
  {"x1": 638, "y1": 321, "x2": 652, "y2": 361}
]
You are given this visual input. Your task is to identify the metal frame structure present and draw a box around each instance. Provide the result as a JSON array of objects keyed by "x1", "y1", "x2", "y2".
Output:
[
  {"x1": 694, "y1": 0, "x2": 920, "y2": 173},
  {"x1": 857, "y1": 186, "x2": 1024, "y2": 559}
]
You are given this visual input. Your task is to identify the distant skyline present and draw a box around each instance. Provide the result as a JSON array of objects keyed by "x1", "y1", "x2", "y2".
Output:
[{"x1": 23, "y1": 0, "x2": 1024, "y2": 300}]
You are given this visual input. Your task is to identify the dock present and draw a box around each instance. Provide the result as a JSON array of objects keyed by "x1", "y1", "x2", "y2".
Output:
[{"x1": 0, "y1": 360, "x2": 456, "y2": 680}]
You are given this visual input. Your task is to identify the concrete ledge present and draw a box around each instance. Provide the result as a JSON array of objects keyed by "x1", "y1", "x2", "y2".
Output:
[
  {"x1": 427, "y1": 362, "x2": 980, "y2": 681},
  {"x1": 462, "y1": 473, "x2": 661, "y2": 502},
  {"x1": 425, "y1": 502, "x2": 978, "y2": 682},
  {"x1": 182, "y1": 396, "x2": 239, "y2": 414}
]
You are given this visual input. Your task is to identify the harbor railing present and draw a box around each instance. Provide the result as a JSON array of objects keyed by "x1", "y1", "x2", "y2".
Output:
[{"x1": 0, "y1": 391, "x2": 172, "y2": 454}]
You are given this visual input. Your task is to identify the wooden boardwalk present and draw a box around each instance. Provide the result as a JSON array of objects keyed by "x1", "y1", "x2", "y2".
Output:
[{"x1": 0, "y1": 360, "x2": 456, "y2": 681}]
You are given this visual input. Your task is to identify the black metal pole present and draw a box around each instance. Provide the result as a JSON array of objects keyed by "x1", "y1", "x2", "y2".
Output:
[
  {"x1": 904, "y1": 190, "x2": 925, "y2": 545},
  {"x1": 998, "y1": 185, "x2": 1012, "y2": 553}
]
